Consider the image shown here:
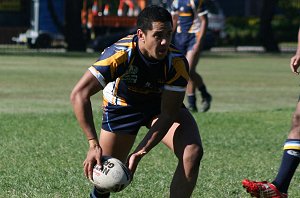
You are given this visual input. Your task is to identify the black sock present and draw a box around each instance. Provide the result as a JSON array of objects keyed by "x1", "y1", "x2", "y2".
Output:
[
  {"x1": 198, "y1": 85, "x2": 209, "y2": 98},
  {"x1": 90, "y1": 186, "x2": 110, "y2": 198},
  {"x1": 187, "y1": 94, "x2": 196, "y2": 108},
  {"x1": 272, "y1": 139, "x2": 300, "y2": 193}
]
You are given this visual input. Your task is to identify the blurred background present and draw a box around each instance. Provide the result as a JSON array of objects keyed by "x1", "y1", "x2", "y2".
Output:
[{"x1": 0, "y1": 0, "x2": 299, "y2": 53}]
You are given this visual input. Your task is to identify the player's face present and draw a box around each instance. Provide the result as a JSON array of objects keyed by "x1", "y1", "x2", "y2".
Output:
[{"x1": 138, "y1": 21, "x2": 173, "y2": 60}]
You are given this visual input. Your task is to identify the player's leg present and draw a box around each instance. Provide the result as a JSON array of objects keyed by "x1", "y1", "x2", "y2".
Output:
[
  {"x1": 288, "y1": 100, "x2": 300, "y2": 139},
  {"x1": 185, "y1": 42, "x2": 200, "y2": 112},
  {"x1": 243, "y1": 101, "x2": 300, "y2": 197},
  {"x1": 90, "y1": 101, "x2": 140, "y2": 198},
  {"x1": 161, "y1": 108, "x2": 203, "y2": 198},
  {"x1": 98, "y1": 129, "x2": 137, "y2": 163},
  {"x1": 271, "y1": 100, "x2": 300, "y2": 193},
  {"x1": 185, "y1": 33, "x2": 199, "y2": 112},
  {"x1": 90, "y1": 129, "x2": 136, "y2": 198},
  {"x1": 185, "y1": 45, "x2": 202, "y2": 88},
  {"x1": 173, "y1": 33, "x2": 200, "y2": 112},
  {"x1": 185, "y1": 39, "x2": 211, "y2": 112}
]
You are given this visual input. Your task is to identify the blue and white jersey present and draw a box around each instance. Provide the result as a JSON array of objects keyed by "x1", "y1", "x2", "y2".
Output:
[
  {"x1": 89, "y1": 35, "x2": 189, "y2": 107},
  {"x1": 171, "y1": 0, "x2": 208, "y2": 33}
]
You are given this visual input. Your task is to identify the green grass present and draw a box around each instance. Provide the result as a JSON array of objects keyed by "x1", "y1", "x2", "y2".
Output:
[{"x1": 0, "y1": 52, "x2": 300, "y2": 197}]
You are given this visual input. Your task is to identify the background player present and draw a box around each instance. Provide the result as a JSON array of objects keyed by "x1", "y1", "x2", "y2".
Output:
[{"x1": 171, "y1": 0, "x2": 212, "y2": 112}]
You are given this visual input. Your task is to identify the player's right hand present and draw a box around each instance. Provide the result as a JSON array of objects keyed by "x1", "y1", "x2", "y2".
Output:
[{"x1": 83, "y1": 140, "x2": 102, "y2": 181}]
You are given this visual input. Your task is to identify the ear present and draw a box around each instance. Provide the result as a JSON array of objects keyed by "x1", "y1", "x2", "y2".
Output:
[{"x1": 137, "y1": 29, "x2": 145, "y2": 43}]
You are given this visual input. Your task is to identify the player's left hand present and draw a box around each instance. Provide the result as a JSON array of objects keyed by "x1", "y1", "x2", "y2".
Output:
[
  {"x1": 126, "y1": 150, "x2": 146, "y2": 177},
  {"x1": 290, "y1": 54, "x2": 300, "y2": 74}
]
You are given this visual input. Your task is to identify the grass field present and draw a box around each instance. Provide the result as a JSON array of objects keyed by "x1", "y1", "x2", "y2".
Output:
[{"x1": 0, "y1": 51, "x2": 300, "y2": 197}]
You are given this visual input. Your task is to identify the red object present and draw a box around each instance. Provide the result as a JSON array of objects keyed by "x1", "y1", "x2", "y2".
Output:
[
  {"x1": 242, "y1": 179, "x2": 287, "y2": 198},
  {"x1": 93, "y1": 16, "x2": 137, "y2": 28},
  {"x1": 92, "y1": 0, "x2": 98, "y2": 16}
]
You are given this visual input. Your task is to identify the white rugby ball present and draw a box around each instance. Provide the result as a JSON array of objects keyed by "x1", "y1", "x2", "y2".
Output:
[{"x1": 91, "y1": 156, "x2": 131, "y2": 193}]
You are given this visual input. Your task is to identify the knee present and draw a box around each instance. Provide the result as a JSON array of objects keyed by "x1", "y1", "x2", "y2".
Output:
[
  {"x1": 290, "y1": 113, "x2": 300, "y2": 137},
  {"x1": 292, "y1": 112, "x2": 300, "y2": 127},
  {"x1": 289, "y1": 126, "x2": 300, "y2": 139},
  {"x1": 183, "y1": 144, "x2": 203, "y2": 168}
]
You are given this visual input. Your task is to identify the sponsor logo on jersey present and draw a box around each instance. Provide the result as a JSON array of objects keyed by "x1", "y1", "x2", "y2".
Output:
[{"x1": 122, "y1": 65, "x2": 138, "y2": 83}]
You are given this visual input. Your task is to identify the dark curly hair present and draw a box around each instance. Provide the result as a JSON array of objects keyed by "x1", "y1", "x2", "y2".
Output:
[{"x1": 137, "y1": 5, "x2": 173, "y2": 33}]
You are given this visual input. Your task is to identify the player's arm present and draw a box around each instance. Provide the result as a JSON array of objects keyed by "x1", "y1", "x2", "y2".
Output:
[
  {"x1": 171, "y1": 12, "x2": 178, "y2": 32},
  {"x1": 70, "y1": 70, "x2": 103, "y2": 179},
  {"x1": 170, "y1": 1, "x2": 178, "y2": 32},
  {"x1": 128, "y1": 89, "x2": 185, "y2": 173},
  {"x1": 195, "y1": 13, "x2": 208, "y2": 50},
  {"x1": 290, "y1": 28, "x2": 300, "y2": 74}
]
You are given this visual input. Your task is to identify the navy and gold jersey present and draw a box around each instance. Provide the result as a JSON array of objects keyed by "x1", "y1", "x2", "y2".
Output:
[
  {"x1": 171, "y1": 0, "x2": 208, "y2": 33},
  {"x1": 89, "y1": 35, "x2": 189, "y2": 107}
]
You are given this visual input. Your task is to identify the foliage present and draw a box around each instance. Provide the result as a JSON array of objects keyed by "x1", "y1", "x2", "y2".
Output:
[
  {"x1": 224, "y1": 17, "x2": 260, "y2": 46},
  {"x1": 278, "y1": 0, "x2": 300, "y2": 19},
  {"x1": 272, "y1": 15, "x2": 300, "y2": 42},
  {"x1": 224, "y1": 15, "x2": 300, "y2": 46}
]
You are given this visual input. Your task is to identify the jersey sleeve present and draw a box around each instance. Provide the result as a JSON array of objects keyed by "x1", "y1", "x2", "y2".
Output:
[
  {"x1": 170, "y1": 0, "x2": 179, "y2": 15},
  {"x1": 164, "y1": 56, "x2": 189, "y2": 92},
  {"x1": 196, "y1": 0, "x2": 208, "y2": 16},
  {"x1": 88, "y1": 47, "x2": 128, "y2": 88}
]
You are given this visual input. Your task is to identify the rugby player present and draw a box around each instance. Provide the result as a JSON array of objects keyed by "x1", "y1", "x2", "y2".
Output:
[
  {"x1": 71, "y1": 5, "x2": 203, "y2": 198},
  {"x1": 243, "y1": 28, "x2": 300, "y2": 198}
]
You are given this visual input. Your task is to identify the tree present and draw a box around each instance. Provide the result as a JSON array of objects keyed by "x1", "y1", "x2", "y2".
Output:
[
  {"x1": 65, "y1": 0, "x2": 86, "y2": 51},
  {"x1": 259, "y1": 0, "x2": 280, "y2": 52}
]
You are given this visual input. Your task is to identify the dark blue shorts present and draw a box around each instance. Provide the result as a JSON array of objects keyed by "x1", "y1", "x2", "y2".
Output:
[
  {"x1": 173, "y1": 33, "x2": 197, "y2": 54},
  {"x1": 101, "y1": 102, "x2": 161, "y2": 135}
]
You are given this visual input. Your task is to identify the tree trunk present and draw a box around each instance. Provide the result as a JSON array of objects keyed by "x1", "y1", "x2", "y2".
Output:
[
  {"x1": 65, "y1": 0, "x2": 86, "y2": 51},
  {"x1": 259, "y1": 0, "x2": 279, "y2": 52}
]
